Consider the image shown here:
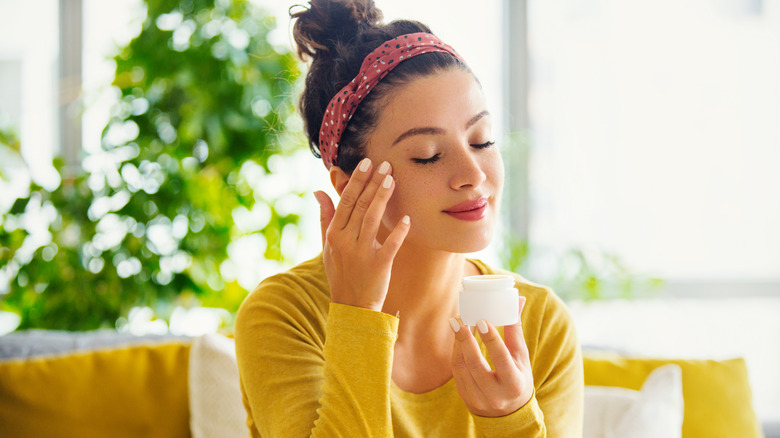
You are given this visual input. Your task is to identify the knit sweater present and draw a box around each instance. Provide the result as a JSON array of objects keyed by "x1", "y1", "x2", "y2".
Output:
[{"x1": 235, "y1": 254, "x2": 583, "y2": 437}]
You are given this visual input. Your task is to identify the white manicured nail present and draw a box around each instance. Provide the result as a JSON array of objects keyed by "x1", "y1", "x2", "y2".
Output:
[
  {"x1": 477, "y1": 320, "x2": 488, "y2": 334},
  {"x1": 382, "y1": 174, "x2": 393, "y2": 189},
  {"x1": 449, "y1": 318, "x2": 461, "y2": 333},
  {"x1": 401, "y1": 215, "x2": 410, "y2": 225},
  {"x1": 378, "y1": 161, "x2": 390, "y2": 175},
  {"x1": 359, "y1": 158, "x2": 371, "y2": 172}
]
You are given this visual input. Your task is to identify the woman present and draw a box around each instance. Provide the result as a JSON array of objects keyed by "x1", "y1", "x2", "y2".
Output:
[{"x1": 234, "y1": 0, "x2": 583, "y2": 436}]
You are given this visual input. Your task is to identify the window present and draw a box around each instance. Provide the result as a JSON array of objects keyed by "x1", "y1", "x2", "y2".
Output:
[
  {"x1": 524, "y1": 0, "x2": 780, "y2": 421},
  {"x1": 527, "y1": 0, "x2": 780, "y2": 292},
  {"x1": 0, "y1": 0, "x2": 59, "y2": 189}
]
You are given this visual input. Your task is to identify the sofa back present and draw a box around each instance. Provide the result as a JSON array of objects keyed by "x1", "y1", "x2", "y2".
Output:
[{"x1": 0, "y1": 332, "x2": 192, "y2": 438}]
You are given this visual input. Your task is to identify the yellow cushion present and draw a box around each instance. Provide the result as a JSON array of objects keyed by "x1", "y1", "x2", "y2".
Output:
[
  {"x1": 0, "y1": 341, "x2": 191, "y2": 438},
  {"x1": 583, "y1": 352, "x2": 763, "y2": 438}
]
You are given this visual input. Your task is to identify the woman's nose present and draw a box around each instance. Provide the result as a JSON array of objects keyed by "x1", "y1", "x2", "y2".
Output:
[{"x1": 449, "y1": 145, "x2": 487, "y2": 190}]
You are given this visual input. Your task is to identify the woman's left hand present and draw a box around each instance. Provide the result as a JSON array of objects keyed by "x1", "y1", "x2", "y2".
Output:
[{"x1": 449, "y1": 297, "x2": 534, "y2": 417}]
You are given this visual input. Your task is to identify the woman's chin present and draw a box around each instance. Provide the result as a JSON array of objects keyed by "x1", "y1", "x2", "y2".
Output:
[
  {"x1": 435, "y1": 230, "x2": 494, "y2": 254},
  {"x1": 456, "y1": 238, "x2": 493, "y2": 255},
  {"x1": 384, "y1": 215, "x2": 496, "y2": 255}
]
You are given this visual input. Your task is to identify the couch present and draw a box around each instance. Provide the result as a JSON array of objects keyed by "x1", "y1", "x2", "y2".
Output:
[{"x1": 0, "y1": 329, "x2": 772, "y2": 438}]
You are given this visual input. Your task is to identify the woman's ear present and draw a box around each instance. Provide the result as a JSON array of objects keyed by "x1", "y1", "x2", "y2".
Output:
[{"x1": 329, "y1": 166, "x2": 351, "y2": 196}]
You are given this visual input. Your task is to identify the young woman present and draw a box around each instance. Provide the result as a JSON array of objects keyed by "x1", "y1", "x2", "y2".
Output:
[{"x1": 234, "y1": 1, "x2": 583, "y2": 436}]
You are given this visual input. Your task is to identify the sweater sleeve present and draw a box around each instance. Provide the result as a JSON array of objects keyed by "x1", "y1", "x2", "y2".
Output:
[
  {"x1": 235, "y1": 276, "x2": 398, "y2": 438},
  {"x1": 471, "y1": 390, "x2": 546, "y2": 437},
  {"x1": 532, "y1": 291, "x2": 584, "y2": 438},
  {"x1": 315, "y1": 303, "x2": 398, "y2": 436}
]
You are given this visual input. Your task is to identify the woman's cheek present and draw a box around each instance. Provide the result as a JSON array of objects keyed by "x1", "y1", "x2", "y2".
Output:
[
  {"x1": 493, "y1": 163, "x2": 505, "y2": 199},
  {"x1": 491, "y1": 149, "x2": 505, "y2": 188},
  {"x1": 383, "y1": 173, "x2": 417, "y2": 228},
  {"x1": 382, "y1": 180, "x2": 405, "y2": 227}
]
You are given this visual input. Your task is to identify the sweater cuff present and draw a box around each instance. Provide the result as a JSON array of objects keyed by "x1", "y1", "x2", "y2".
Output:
[
  {"x1": 326, "y1": 303, "x2": 399, "y2": 342},
  {"x1": 471, "y1": 391, "x2": 545, "y2": 438}
]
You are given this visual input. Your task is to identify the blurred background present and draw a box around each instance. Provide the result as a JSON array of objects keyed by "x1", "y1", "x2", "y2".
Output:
[{"x1": 0, "y1": 0, "x2": 778, "y2": 425}]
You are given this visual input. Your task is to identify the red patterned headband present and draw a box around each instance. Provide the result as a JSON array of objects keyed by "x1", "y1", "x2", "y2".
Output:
[{"x1": 318, "y1": 32, "x2": 464, "y2": 169}]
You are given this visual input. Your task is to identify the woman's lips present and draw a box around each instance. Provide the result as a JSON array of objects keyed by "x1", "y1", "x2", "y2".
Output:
[{"x1": 443, "y1": 197, "x2": 489, "y2": 221}]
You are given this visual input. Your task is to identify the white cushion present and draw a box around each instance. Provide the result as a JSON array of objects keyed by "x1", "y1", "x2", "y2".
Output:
[
  {"x1": 188, "y1": 333, "x2": 247, "y2": 438},
  {"x1": 584, "y1": 364, "x2": 684, "y2": 438}
]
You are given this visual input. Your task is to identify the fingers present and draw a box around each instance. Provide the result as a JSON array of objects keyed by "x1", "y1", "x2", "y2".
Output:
[
  {"x1": 313, "y1": 191, "x2": 335, "y2": 247},
  {"x1": 451, "y1": 329, "x2": 486, "y2": 402},
  {"x1": 476, "y1": 320, "x2": 520, "y2": 379},
  {"x1": 320, "y1": 157, "x2": 407, "y2": 263},
  {"x1": 377, "y1": 215, "x2": 410, "y2": 262},
  {"x1": 330, "y1": 158, "x2": 373, "y2": 231},
  {"x1": 503, "y1": 296, "x2": 530, "y2": 364},
  {"x1": 449, "y1": 302, "x2": 534, "y2": 417},
  {"x1": 354, "y1": 161, "x2": 394, "y2": 240},
  {"x1": 449, "y1": 318, "x2": 495, "y2": 389},
  {"x1": 330, "y1": 159, "x2": 397, "y2": 243}
]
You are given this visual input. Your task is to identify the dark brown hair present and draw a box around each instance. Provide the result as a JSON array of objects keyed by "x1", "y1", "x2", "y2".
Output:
[{"x1": 290, "y1": 0, "x2": 469, "y2": 173}]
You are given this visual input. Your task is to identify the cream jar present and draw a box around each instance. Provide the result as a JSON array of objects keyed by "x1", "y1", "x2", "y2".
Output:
[{"x1": 459, "y1": 275, "x2": 519, "y2": 326}]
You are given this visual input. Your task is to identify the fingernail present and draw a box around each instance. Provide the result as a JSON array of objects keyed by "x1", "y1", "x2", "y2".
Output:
[
  {"x1": 382, "y1": 174, "x2": 393, "y2": 189},
  {"x1": 448, "y1": 318, "x2": 460, "y2": 333},
  {"x1": 359, "y1": 158, "x2": 371, "y2": 172},
  {"x1": 378, "y1": 161, "x2": 390, "y2": 175},
  {"x1": 401, "y1": 215, "x2": 410, "y2": 225},
  {"x1": 477, "y1": 320, "x2": 488, "y2": 334}
]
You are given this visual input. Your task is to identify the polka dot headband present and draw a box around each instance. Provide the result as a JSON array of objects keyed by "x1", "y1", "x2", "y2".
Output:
[{"x1": 318, "y1": 32, "x2": 464, "y2": 169}]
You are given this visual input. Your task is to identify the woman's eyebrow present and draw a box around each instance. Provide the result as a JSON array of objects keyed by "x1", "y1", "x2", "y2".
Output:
[
  {"x1": 466, "y1": 110, "x2": 490, "y2": 129},
  {"x1": 392, "y1": 110, "x2": 491, "y2": 146},
  {"x1": 392, "y1": 127, "x2": 445, "y2": 146}
]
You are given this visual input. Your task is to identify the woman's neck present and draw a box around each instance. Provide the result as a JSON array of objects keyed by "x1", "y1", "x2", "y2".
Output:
[{"x1": 381, "y1": 241, "x2": 480, "y2": 342}]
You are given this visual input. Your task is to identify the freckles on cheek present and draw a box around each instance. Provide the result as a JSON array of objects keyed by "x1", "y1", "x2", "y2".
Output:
[
  {"x1": 383, "y1": 179, "x2": 414, "y2": 223},
  {"x1": 385, "y1": 167, "x2": 436, "y2": 216},
  {"x1": 390, "y1": 178, "x2": 435, "y2": 220},
  {"x1": 383, "y1": 186, "x2": 405, "y2": 223}
]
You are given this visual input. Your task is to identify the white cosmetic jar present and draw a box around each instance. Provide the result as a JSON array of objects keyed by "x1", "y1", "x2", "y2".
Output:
[{"x1": 459, "y1": 275, "x2": 519, "y2": 326}]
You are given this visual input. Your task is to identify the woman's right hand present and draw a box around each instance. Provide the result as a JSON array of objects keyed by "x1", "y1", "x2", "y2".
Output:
[{"x1": 313, "y1": 158, "x2": 410, "y2": 312}]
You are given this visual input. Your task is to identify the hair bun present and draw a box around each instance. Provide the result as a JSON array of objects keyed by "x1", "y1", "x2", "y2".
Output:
[{"x1": 291, "y1": 0, "x2": 383, "y2": 60}]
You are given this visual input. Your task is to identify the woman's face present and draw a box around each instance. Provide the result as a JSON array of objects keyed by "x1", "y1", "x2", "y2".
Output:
[{"x1": 365, "y1": 68, "x2": 504, "y2": 253}]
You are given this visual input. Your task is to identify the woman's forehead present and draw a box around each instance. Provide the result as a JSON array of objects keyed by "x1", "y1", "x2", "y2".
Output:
[{"x1": 377, "y1": 70, "x2": 488, "y2": 134}]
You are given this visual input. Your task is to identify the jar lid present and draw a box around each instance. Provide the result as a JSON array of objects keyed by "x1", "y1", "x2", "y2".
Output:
[{"x1": 462, "y1": 274, "x2": 515, "y2": 291}]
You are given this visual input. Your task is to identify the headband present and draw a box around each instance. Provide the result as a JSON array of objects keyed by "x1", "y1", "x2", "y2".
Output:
[{"x1": 318, "y1": 32, "x2": 464, "y2": 169}]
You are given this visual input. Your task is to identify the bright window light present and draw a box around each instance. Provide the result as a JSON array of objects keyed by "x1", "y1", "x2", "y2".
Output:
[{"x1": 528, "y1": 0, "x2": 780, "y2": 282}]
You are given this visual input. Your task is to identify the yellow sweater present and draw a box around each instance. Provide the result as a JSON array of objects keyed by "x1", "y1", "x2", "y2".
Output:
[{"x1": 235, "y1": 255, "x2": 583, "y2": 437}]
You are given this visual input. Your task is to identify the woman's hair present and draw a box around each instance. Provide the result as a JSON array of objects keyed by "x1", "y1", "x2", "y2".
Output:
[{"x1": 291, "y1": 0, "x2": 469, "y2": 173}]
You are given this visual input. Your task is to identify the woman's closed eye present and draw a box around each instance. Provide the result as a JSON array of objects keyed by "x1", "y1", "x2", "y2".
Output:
[
  {"x1": 411, "y1": 141, "x2": 495, "y2": 165},
  {"x1": 471, "y1": 140, "x2": 495, "y2": 149},
  {"x1": 412, "y1": 153, "x2": 441, "y2": 165}
]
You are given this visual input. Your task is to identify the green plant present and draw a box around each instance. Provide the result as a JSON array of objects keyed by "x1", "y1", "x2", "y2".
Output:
[
  {"x1": 500, "y1": 233, "x2": 665, "y2": 301},
  {"x1": 496, "y1": 130, "x2": 663, "y2": 301},
  {"x1": 0, "y1": 127, "x2": 27, "y2": 280},
  {"x1": 0, "y1": 0, "x2": 303, "y2": 331}
]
